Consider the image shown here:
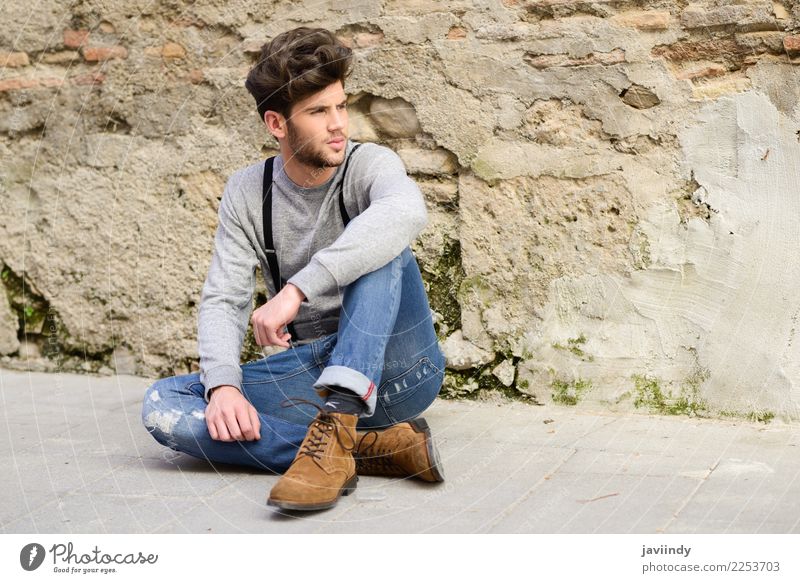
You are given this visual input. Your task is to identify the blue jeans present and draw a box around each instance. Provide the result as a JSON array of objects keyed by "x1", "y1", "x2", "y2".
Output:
[{"x1": 141, "y1": 246, "x2": 446, "y2": 473}]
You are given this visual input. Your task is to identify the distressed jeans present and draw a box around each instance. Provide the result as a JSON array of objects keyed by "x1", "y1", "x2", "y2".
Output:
[{"x1": 141, "y1": 246, "x2": 446, "y2": 473}]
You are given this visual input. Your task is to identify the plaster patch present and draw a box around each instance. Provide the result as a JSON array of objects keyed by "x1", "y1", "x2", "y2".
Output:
[
  {"x1": 191, "y1": 410, "x2": 205, "y2": 420},
  {"x1": 149, "y1": 390, "x2": 160, "y2": 402},
  {"x1": 524, "y1": 90, "x2": 800, "y2": 415},
  {"x1": 145, "y1": 409, "x2": 181, "y2": 434},
  {"x1": 715, "y1": 458, "x2": 775, "y2": 476}
]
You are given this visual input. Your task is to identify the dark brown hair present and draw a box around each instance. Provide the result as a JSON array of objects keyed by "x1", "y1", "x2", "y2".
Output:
[{"x1": 245, "y1": 27, "x2": 354, "y2": 121}]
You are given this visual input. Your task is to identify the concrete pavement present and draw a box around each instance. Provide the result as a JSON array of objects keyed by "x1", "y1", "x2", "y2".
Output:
[{"x1": 2, "y1": 367, "x2": 799, "y2": 533}]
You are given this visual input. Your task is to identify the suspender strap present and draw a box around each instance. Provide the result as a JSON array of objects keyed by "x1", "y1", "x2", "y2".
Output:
[
  {"x1": 261, "y1": 156, "x2": 299, "y2": 341},
  {"x1": 261, "y1": 143, "x2": 363, "y2": 342},
  {"x1": 337, "y1": 143, "x2": 361, "y2": 227}
]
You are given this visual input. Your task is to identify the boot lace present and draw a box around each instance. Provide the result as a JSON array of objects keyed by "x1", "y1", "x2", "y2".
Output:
[
  {"x1": 280, "y1": 398, "x2": 357, "y2": 466},
  {"x1": 355, "y1": 430, "x2": 406, "y2": 475}
]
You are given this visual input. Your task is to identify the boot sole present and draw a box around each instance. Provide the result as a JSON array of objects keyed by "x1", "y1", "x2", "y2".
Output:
[
  {"x1": 408, "y1": 417, "x2": 445, "y2": 482},
  {"x1": 267, "y1": 474, "x2": 358, "y2": 511}
]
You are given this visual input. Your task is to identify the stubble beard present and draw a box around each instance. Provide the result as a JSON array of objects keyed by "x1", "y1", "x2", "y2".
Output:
[{"x1": 286, "y1": 120, "x2": 346, "y2": 171}]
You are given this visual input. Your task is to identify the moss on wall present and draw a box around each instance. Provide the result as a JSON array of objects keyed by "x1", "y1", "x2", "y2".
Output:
[
  {"x1": 421, "y1": 234, "x2": 464, "y2": 340},
  {"x1": 719, "y1": 409, "x2": 776, "y2": 424},
  {"x1": 0, "y1": 265, "x2": 118, "y2": 372},
  {"x1": 551, "y1": 376, "x2": 592, "y2": 405},
  {"x1": 632, "y1": 371, "x2": 709, "y2": 417},
  {"x1": 552, "y1": 333, "x2": 594, "y2": 361}
]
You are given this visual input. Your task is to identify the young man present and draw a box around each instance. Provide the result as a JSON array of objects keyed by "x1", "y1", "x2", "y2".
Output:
[{"x1": 142, "y1": 27, "x2": 446, "y2": 511}]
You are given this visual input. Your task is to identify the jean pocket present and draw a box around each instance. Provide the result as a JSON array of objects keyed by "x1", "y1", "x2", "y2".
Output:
[{"x1": 378, "y1": 356, "x2": 443, "y2": 424}]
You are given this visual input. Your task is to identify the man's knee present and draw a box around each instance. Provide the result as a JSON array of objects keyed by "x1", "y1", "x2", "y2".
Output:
[
  {"x1": 388, "y1": 246, "x2": 413, "y2": 270},
  {"x1": 142, "y1": 403, "x2": 208, "y2": 452},
  {"x1": 370, "y1": 246, "x2": 413, "y2": 277},
  {"x1": 141, "y1": 377, "x2": 198, "y2": 447},
  {"x1": 142, "y1": 380, "x2": 168, "y2": 443}
]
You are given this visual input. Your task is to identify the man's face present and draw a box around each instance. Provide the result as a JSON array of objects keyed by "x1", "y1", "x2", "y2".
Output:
[{"x1": 283, "y1": 80, "x2": 349, "y2": 168}]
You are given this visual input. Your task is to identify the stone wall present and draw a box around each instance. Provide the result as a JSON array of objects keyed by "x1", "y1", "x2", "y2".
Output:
[{"x1": 3, "y1": 0, "x2": 800, "y2": 422}]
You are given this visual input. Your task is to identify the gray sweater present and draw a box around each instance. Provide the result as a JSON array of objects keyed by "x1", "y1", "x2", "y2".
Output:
[{"x1": 197, "y1": 140, "x2": 428, "y2": 401}]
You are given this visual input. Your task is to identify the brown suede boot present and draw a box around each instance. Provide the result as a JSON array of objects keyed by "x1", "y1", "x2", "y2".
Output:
[
  {"x1": 355, "y1": 418, "x2": 444, "y2": 482},
  {"x1": 267, "y1": 409, "x2": 358, "y2": 511}
]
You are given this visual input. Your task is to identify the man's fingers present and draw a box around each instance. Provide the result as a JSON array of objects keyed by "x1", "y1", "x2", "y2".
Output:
[
  {"x1": 254, "y1": 318, "x2": 288, "y2": 348},
  {"x1": 214, "y1": 418, "x2": 233, "y2": 442},
  {"x1": 276, "y1": 325, "x2": 291, "y2": 347},
  {"x1": 207, "y1": 400, "x2": 258, "y2": 442},
  {"x1": 221, "y1": 408, "x2": 243, "y2": 441},
  {"x1": 207, "y1": 415, "x2": 218, "y2": 440},
  {"x1": 236, "y1": 405, "x2": 255, "y2": 440},
  {"x1": 262, "y1": 325, "x2": 278, "y2": 346},
  {"x1": 248, "y1": 406, "x2": 261, "y2": 440},
  {"x1": 253, "y1": 320, "x2": 263, "y2": 347},
  {"x1": 264, "y1": 325, "x2": 289, "y2": 348}
]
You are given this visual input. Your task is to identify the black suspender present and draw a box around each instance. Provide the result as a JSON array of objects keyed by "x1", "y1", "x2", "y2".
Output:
[
  {"x1": 336, "y1": 143, "x2": 362, "y2": 228},
  {"x1": 261, "y1": 143, "x2": 362, "y2": 342},
  {"x1": 261, "y1": 157, "x2": 297, "y2": 343}
]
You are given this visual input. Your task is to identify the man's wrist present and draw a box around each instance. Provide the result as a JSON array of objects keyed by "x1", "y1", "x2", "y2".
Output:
[
  {"x1": 285, "y1": 283, "x2": 307, "y2": 302},
  {"x1": 209, "y1": 385, "x2": 240, "y2": 399}
]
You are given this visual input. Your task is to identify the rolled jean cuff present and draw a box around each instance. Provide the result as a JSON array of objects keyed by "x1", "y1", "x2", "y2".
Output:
[{"x1": 313, "y1": 365, "x2": 377, "y2": 418}]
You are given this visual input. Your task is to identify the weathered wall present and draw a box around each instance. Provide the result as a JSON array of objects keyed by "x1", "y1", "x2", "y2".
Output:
[{"x1": 3, "y1": 0, "x2": 800, "y2": 422}]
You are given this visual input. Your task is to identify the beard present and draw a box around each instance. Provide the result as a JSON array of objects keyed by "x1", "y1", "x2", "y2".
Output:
[{"x1": 286, "y1": 120, "x2": 346, "y2": 169}]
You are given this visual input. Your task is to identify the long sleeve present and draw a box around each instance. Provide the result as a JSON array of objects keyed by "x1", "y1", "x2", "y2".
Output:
[
  {"x1": 287, "y1": 146, "x2": 428, "y2": 303},
  {"x1": 197, "y1": 174, "x2": 258, "y2": 402}
]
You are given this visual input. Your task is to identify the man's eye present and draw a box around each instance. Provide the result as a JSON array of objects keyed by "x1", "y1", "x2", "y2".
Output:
[{"x1": 338, "y1": 103, "x2": 347, "y2": 109}]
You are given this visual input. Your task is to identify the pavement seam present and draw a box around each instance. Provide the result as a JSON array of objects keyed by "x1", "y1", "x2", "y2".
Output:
[
  {"x1": 661, "y1": 459, "x2": 720, "y2": 533},
  {"x1": 729, "y1": 429, "x2": 799, "y2": 533},
  {"x1": 482, "y1": 447, "x2": 579, "y2": 533},
  {"x1": 676, "y1": 423, "x2": 798, "y2": 533},
  {"x1": 623, "y1": 418, "x2": 720, "y2": 533}
]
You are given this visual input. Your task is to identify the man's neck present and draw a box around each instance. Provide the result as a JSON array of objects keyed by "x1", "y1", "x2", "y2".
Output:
[{"x1": 280, "y1": 153, "x2": 337, "y2": 189}]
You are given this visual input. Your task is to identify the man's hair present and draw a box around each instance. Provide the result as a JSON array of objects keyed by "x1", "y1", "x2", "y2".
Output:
[{"x1": 245, "y1": 27, "x2": 354, "y2": 121}]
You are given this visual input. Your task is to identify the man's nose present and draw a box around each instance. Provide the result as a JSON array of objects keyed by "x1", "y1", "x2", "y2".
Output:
[{"x1": 328, "y1": 108, "x2": 346, "y2": 131}]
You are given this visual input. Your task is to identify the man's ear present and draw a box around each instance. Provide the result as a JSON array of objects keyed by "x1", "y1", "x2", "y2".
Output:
[{"x1": 264, "y1": 110, "x2": 286, "y2": 140}]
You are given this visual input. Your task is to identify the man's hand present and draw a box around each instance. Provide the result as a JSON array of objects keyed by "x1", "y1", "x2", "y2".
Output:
[
  {"x1": 206, "y1": 386, "x2": 261, "y2": 441},
  {"x1": 251, "y1": 283, "x2": 306, "y2": 348}
]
